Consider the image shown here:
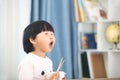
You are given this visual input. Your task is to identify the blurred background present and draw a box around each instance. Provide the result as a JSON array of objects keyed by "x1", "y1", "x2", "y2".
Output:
[{"x1": 0, "y1": 0, "x2": 79, "y2": 79}]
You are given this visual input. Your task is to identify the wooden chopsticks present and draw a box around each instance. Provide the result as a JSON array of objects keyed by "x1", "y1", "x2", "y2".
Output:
[{"x1": 56, "y1": 57, "x2": 64, "y2": 71}]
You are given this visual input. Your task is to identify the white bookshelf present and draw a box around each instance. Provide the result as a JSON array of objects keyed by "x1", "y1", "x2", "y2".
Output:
[{"x1": 78, "y1": 0, "x2": 120, "y2": 78}]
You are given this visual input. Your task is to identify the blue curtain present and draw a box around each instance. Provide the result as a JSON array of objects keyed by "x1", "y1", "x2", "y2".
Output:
[{"x1": 31, "y1": 0, "x2": 78, "y2": 79}]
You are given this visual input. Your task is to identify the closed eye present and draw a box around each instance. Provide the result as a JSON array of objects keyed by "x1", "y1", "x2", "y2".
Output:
[
  {"x1": 51, "y1": 33, "x2": 54, "y2": 36},
  {"x1": 45, "y1": 32, "x2": 48, "y2": 35}
]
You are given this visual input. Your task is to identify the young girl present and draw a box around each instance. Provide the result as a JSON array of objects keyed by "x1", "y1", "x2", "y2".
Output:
[{"x1": 18, "y1": 20, "x2": 65, "y2": 80}]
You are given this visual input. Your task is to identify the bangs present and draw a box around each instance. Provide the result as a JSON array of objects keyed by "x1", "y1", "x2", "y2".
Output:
[{"x1": 41, "y1": 24, "x2": 54, "y2": 32}]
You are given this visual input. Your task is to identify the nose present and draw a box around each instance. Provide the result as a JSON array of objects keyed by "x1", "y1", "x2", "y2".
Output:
[{"x1": 49, "y1": 34, "x2": 54, "y2": 39}]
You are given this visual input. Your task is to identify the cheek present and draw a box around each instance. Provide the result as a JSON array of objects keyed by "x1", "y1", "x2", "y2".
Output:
[
  {"x1": 37, "y1": 38, "x2": 48, "y2": 45},
  {"x1": 36, "y1": 39, "x2": 48, "y2": 50}
]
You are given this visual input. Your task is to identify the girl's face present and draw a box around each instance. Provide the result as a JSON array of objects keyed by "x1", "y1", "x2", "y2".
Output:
[{"x1": 31, "y1": 31, "x2": 56, "y2": 53}]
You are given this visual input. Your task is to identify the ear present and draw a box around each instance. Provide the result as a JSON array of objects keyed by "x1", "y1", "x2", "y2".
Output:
[{"x1": 29, "y1": 38, "x2": 36, "y2": 44}]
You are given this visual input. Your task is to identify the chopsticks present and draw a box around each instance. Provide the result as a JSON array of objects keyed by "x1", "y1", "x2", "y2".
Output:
[{"x1": 56, "y1": 57, "x2": 64, "y2": 71}]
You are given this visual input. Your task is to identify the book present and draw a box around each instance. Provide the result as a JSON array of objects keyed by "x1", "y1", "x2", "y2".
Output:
[
  {"x1": 78, "y1": 0, "x2": 86, "y2": 22},
  {"x1": 83, "y1": 0, "x2": 107, "y2": 21},
  {"x1": 87, "y1": 52, "x2": 107, "y2": 78},
  {"x1": 80, "y1": 32, "x2": 97, "y2": 49},
  {"x1": 81, "y1": 52, "x2": 90, "y2": 78},
  {"x1": 73, "y1": 0, "x2": 82, "y2": 22}
]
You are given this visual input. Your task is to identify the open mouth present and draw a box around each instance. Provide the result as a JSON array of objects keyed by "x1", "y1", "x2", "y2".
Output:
[{"x1": 49, "y1": 41, "x2": 54, "y2": 48}]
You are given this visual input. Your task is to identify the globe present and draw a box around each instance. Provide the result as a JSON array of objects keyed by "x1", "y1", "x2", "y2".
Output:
[{"x1": 105, "y1": 23, "x2": 120, "y2": 49}]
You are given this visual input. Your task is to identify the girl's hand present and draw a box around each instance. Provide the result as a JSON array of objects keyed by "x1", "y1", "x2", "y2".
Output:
[
  {"x1": 62, "y1": 77, "x2": 66, "y2": 80},
  {"x1": 50, "y1": 72, "x2": 59, "y2": 80}
]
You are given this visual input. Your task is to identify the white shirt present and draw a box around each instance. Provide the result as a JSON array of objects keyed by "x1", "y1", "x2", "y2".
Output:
[{"x1": 18, "y1": 52, "x2": 53, "y2": 80}]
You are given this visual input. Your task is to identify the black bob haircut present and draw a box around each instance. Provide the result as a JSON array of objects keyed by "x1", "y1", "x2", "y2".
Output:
[{"x1": 23, "y1": 20, "x2": 54, "y2": 53}]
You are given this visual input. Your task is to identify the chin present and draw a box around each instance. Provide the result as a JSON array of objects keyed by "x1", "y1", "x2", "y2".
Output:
[{"x1": 47, "y1": 49, "x2": 52, "y2": 52}]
